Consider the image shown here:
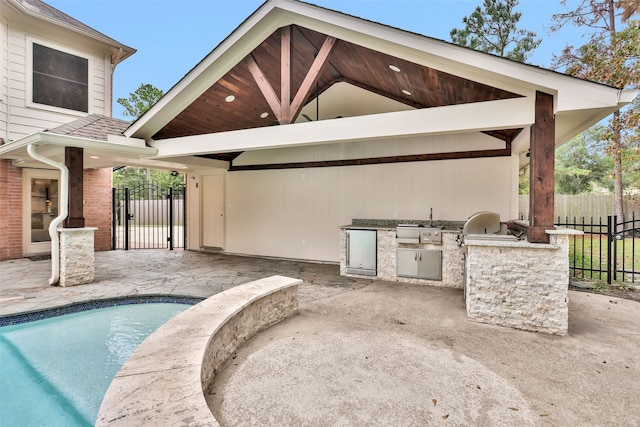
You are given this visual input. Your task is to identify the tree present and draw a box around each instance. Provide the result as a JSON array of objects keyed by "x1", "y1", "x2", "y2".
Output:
[
  {"x1": 450, "y1": 0, "x2": 541, "y2": 62},
  {"x1": 117, "y1": 83, "x2": 164, "y2": 118},
  {"x1": 114, "y1": 84, "x2": 183, "y2": 193},
  {"x1": 555, "y1": 128, "x2": 609, "y2": 194},
  {"x1": 552, "y1": 1, "x2": 639, "y2": 223},
  {"x1": 618, "y1": 0, "x2": 640, "y2": 21},
  {"x1": 113, "y1": 167, "x2": 184, "y2": 198}
]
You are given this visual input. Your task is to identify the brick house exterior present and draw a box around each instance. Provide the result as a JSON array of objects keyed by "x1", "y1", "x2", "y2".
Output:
[
  {"x1": 0, "y1": 161, "x2": 23, "y2": 260},
  {"x1": 0, "y1": 0, "x2": 135, "y2": 260}
]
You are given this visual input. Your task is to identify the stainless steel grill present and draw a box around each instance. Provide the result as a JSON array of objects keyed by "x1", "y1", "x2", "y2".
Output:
[{"x1": 462, "y1": 211, "x2": 519, "y2": 242}]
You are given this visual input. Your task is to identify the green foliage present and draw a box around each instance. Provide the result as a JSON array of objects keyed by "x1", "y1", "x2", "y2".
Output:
[
  {"x1": 450, "y1": 0, "x2": 541, "y2": 62},
  {"x1": 556, "y1": 21, "x2": 640, "y2": 195},
  {"x1": 113, "y1": 167, "x2": 184, "y2": 199},
  {"x1": 114, "y1": 83, "x2": 177, "y2": 196},
  {"x1": 112, "y1": 167, "x2": 148, "y2": 189},
  {"x1": 116, "y1": 83, "x2": 164, "y2": 118},
  {"x1": 518, "y1": 166, "x2": 529, "y2": 195},
  {"x1": 555, "y1": 128, "x2": 610, "y2": 194},
  {"x1": 552, "y1": 2, "x2": 640, "y2": 217}
]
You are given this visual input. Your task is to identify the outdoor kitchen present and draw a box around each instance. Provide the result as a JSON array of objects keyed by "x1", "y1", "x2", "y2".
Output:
[{"x1": 340, "y1": 212, "x2": 581, "y2": 335}]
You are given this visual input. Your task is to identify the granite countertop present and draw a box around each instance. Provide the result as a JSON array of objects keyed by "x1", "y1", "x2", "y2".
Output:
[{"x1": 341, "y1": 219, "x2": 465, "y2": 232}]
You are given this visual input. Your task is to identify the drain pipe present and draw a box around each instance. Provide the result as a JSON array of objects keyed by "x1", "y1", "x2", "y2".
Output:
[{"x1": 27, "y1": 143, "x2": 69, "y2": 286}]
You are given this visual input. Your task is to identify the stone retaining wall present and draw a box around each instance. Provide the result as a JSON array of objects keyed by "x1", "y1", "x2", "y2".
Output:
[{"x1": 96, "y1": 275, "x2": 301, "y2": 426}]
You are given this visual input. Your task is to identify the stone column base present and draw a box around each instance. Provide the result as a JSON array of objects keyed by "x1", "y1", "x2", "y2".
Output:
[{"x1": 58, "y1": 227, "x2": 97, "y2": 287}]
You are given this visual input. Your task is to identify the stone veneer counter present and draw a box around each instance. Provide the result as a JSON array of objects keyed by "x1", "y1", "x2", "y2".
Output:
[
  {"x1": 341, "y1": 219, "x2": 581, "y2": 336},
  {"x1": 464, "y1": 228, "x2": 582, "y2": 335}
]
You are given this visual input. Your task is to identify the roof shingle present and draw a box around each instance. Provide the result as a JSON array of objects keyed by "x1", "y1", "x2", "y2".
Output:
[{"x1": 46, "y1": 114, "x2": 131, "y2": 141}]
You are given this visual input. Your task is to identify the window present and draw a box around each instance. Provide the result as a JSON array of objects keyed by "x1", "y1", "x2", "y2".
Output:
[{"x1": 32, "y1": 43, "x2": 88, "y2": 113}]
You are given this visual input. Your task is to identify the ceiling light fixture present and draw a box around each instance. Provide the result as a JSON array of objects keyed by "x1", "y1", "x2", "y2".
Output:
[
  {"x1": 260, "y1": 112, "x2": 269, "y2": 119},
  {"x1": 389, "y1": 65, "x2": 401, "y2": 72},
  {"x1": 402, "y1": 89, "x2": 412, "y2": 96},
  {"x1": 225, "y1": 95, "x2": 236, "y2": 102},
  {"x1": 90, "y1": 155, "x2": 99, "y2": 159}
]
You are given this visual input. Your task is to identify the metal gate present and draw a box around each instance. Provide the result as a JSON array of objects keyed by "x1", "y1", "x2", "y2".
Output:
[
  {"x1": 112, "y1": 184, "x2": 186, "y2": 250},
  {"x1": 556, "y1": 213, "x2": 639, "y2": 283}
]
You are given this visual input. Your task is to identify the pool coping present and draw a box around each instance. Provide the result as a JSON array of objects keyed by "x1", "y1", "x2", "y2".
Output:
[
  {"x1": 96, "y1": 275, "x2": 301, "y2": 426},
  {"x1": 0, "y1": 295, "x2": 204, "y2": 327}
]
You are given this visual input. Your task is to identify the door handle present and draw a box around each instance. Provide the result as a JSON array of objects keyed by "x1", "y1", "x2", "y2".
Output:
[{"x1": 346, "y1": 232, "x2": 350, "y2": 265}]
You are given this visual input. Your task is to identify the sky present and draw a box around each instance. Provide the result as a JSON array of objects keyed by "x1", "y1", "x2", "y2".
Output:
[{"x1": 44, "y1": 0, "x2": 590, "y2": 120}]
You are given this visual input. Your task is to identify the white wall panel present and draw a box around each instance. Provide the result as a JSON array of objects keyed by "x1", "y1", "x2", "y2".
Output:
[
  {"x1": 235, "y1": 132, "x2": 504, "y2": 166},
  {"x1": 221, "y1": 155, "x2": 515, "y2": 262}
]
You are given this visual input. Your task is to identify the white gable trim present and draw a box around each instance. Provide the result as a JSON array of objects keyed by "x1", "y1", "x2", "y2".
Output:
[{"x1": 126, "y1": 0, "x2": 632, "y2": 144}]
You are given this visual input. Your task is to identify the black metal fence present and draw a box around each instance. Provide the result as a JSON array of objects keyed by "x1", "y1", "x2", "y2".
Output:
[
  {"x1": 112, "y1": 184, "x2": 186, "y2": 250},
  {"x1": 556, "y1": 213, "x2": 639, "y2": 284}
]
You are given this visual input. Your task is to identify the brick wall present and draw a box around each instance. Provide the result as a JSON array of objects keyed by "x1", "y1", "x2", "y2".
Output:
[
  {"x1": 84, "y1": 168, "x2": 112, "y2": 251},
  {"x1": 0, "y1": 160, "x2": 23, "y2": 261},
  {"x1": 0, "y1": 163, "x2": 112, "y2": 261}
]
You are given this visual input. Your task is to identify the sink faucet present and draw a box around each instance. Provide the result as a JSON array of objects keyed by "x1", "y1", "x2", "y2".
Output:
[{"x1": 429, "y1": 208, "x2": 433, "y2": 227}]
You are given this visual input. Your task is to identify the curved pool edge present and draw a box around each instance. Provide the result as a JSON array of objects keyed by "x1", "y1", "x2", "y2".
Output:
[
  {"x1": 96, "y1": 275, "x2": 301, "y2": 427},
  {"x1": 0, "y1": 295, "x2": 204, "y2": 327}
]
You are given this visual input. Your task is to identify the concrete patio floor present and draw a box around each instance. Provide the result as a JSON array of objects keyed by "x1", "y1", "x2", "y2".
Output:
[{"x1": 1, "y1": 250, "x2": 639, "y2": 426}]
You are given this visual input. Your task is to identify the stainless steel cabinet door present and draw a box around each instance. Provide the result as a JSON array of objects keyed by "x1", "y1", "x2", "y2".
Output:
[
  {"x1": 396, "y1": 249, "x2": 442, "y2": 280},
  {"x1": 346, "y1": 229, "x2": 377, "y2": 275},
  {"x1": 417, "y1": 250, "x2": 442, "y2": 280},
  {"x1": 396, "y1": 248, "x2": 418, "y2": 277}
]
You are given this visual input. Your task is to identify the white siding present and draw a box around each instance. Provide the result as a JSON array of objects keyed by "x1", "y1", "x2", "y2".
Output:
[
  {"x1": 1, "y1": 13, "x2": 112, "y2": 140},
  {"x1": 0, "y1": 13, "x2": 8, "y2": 140}
]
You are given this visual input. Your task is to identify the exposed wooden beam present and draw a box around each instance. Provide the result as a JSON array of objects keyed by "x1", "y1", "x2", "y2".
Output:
[
  {"x1": 229, "y1": 146, "x2": 511, "y2": 171},
  {"x1": 244, "y1": 54, "x2": 282, "y2": 123},
  {"x1": 528, "y1": 91, "x2": 555, "y2": 244},
  {"x1": 482, "y1": 128, "x2": 523, "y2": 143},
  {"x1": 288, "y1": 36, "x2": 337, "y2": 122},
  {"x1": 281, "y1": 26, "x2": 292, "y2": 124}
]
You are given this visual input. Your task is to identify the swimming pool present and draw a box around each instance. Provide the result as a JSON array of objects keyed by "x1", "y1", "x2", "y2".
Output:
[{"x1": 0, "y1": 301, "x2": 194, "y2": 426}]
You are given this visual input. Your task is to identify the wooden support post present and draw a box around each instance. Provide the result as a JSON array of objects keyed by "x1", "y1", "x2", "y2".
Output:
[
  {"x1": 280, "y1": 25, "x2": 292, "y2": 124},
  {"x1": 528, "y1": 91, "x2": 555, "y2": 243},
  {"x1": 64, "y1": 146, "x2": 85, "y2": 228}
]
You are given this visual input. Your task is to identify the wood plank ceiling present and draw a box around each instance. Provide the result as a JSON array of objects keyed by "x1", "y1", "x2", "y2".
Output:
[{"x1": 152, "y1": 25, "x2": 523, "y2": 166}]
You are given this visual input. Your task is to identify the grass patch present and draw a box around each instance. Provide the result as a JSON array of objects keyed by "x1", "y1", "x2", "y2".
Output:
[{"x1": 568, "y1": 234, "x2": 640, "y2": 283}]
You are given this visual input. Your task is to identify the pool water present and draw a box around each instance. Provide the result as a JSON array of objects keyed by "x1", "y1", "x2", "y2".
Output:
[{"x1": 0, "y1": 303, "x2": 189, "y2": 426}]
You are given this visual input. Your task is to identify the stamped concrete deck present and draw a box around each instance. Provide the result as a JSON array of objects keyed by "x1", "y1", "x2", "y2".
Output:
[{"x1": 1, "y1": 250, "x2": 639, "y2": 426}]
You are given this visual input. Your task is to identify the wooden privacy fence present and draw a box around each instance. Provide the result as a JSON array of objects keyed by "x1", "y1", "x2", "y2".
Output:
[{"x1": 519, "y1": 194, "x2": 640, "y2": 220}]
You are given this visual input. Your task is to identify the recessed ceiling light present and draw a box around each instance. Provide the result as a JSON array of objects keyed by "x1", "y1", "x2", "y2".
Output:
[
  {"x1": 90, "y1": 155, "x2": 99, "y2": 159},
  {"x1": 402, "y1": 89, "x2": 412, "y2": 96},
  {"x1": 260, "y1": 112, "x2": 269, "y2": 119},
  {"x1": 225, "y1": 95, "x2": 235, "y2": 102},
  {"x1": 389, "y1": 65, "x2": 401, "y2": 72}
]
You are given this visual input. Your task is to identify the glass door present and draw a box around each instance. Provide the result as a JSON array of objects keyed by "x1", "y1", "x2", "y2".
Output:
[{"x1": 23, "y1": 170, "x2": 60, "y2": 255}]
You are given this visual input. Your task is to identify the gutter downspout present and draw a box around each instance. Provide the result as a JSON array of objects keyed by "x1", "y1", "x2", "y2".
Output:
[{"x1": 27, "y1": 143, "x2": 69, "y2": 286}]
